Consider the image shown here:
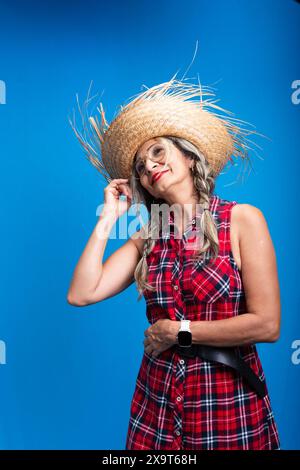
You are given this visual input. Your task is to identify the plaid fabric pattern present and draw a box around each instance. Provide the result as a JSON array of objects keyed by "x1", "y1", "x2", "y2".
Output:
[{"x1": 125, "y1": 194, "x2": 280, "y2": 450}]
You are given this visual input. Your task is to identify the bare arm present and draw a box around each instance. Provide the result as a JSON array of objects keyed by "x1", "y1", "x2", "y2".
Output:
[
  {"x1": 67, "y1": 209, "x2": 113, "y2": 306},
  {"x1": 187, "y1": 204, "x2": 281, "y2": 347},
  {"x1": 67, "y1": 178, "x2": 143, "y2": 306}
]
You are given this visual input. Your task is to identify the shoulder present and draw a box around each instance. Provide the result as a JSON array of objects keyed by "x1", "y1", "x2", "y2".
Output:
[
  {"x1": 218, "y1": 197, "x2": 263, "y2": 221},
  {"x1": 231, "y1": 203, "x2": 269, "y2": 241},
  {"x1": 231, "y1": 203, "x2": 266, "y2": 224}
]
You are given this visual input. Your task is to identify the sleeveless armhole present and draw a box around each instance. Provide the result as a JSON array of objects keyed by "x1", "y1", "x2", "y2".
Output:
[{"x1": 227, "y1": 201, "x2": 241, "y2": 272}]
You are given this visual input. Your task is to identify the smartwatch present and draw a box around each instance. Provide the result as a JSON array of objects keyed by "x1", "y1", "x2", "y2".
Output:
[{"x1": 177, "y1": 320, "x2": 192, "y2": 347}]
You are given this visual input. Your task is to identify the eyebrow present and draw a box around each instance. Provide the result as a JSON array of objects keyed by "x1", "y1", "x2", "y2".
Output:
[{"x1": 136, "y1": 143, "x2": 157, "y2": 163}]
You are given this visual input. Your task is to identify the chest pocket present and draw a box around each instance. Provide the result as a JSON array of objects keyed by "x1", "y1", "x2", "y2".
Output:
[
  {"x1": 146, "y1": 243, "x2": 166, "y2": 272},
  {"x1": 186, "y1": 253, "x2": 231, "y2": 303}
]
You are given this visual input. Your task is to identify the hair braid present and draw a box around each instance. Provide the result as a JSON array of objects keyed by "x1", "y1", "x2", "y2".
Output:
[{"x1": 130, "y1": 136, "x2": 220, "y2": 301}]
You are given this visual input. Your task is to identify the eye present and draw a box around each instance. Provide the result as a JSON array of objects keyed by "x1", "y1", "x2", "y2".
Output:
[
  {"x1": 135, "y1": 160, "x2": 145, "y2": 174},
  {"x1": 153, "y1": 147, "x2": 163, "y2": 157},
  {"x1": 135, "y1": 146, "x2": 164, "y2": 175}
]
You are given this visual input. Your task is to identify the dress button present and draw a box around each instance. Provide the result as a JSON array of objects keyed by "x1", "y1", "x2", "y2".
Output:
[
  {"x1": 192, "y1": 219, "x2": 195, "y2": 224},
  {"x1": 173, "y1": 285, "x2": 178, "y2": 290},
  {"x1": 179, "y1": 359, "x2": 185, "y2": 365},
  {"x1": 175, "y1": 430, "x2": 181, "y2": 436},
  {"x1": 176, "y1": 396, "x2": 182, "y2": 402}
]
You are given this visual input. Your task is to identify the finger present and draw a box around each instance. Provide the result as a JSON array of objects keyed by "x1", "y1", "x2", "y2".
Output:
[
  {"x1": 110, "y1": 181, "x2": 127, "y2": 189},
  {"x1": 118, "y1": 184, "x2": 131, "y2": 196}
]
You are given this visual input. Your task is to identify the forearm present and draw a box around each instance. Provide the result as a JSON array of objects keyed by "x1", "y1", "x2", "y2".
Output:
[
  {"x1": 67, "y1": 209, "x2": 116, "y2": 303},
  {"x1": 189, "y1": 314, "x2": 277, "y2": 347}
]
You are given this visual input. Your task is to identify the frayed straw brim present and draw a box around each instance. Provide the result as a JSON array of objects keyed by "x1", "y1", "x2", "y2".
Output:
[{"x1": 69, "y1": 72, "x2": 265, "y2": 183}]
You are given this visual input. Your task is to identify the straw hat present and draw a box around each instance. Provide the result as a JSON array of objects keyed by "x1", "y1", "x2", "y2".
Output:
[{"x1": 69, "y1": 72, "x2": 261, "y2": 183}]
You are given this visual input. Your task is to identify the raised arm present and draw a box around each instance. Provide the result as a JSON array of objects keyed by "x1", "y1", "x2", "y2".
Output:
[{"x1": 67, "y1": 178, "x2": 144, "y2": 306}]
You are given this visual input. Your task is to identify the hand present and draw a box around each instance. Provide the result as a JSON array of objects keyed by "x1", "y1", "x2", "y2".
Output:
[
  {"x1": 143, "y1": 319, "x2": 179, "y2": 358},
  {"x1": 103, "y1": 178, "x2": 133, "y2": 218}
]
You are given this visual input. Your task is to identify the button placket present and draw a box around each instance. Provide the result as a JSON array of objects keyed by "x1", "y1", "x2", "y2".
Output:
[{"x1": 170, "y1": 231, "x2": 186, "y2": 450}]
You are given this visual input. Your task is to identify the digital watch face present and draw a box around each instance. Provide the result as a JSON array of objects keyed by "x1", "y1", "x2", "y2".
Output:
[{"x1": 178, "y1": 331, "x2": 192, "y2": 346}]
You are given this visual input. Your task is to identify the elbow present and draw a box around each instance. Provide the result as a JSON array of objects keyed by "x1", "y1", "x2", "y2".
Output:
[
  {"x1": 67, "y1": 291, "x2": 89, "y2": 307},
  {"x1": 266, "y1": 321, "x2": 280, "y2": 343}
]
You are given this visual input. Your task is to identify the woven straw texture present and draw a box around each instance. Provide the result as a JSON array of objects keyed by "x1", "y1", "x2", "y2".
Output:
[{"x1": 69, "y1": 73, "x2": 262, "y2": 183}]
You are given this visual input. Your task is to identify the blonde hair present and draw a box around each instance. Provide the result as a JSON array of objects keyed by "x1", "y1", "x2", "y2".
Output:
[{"x1": 129, "y1": 136, "x2": 219, "y2": 301}]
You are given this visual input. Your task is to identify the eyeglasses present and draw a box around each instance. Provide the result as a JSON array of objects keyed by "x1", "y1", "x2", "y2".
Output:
[{"x1": 134, "y1": 143, "x2": 167, "y2": 177}]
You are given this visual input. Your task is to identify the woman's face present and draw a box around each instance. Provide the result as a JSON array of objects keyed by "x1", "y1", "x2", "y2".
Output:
[{"x1": 134, "y1": 137, "x2": 194, "y2": 198}]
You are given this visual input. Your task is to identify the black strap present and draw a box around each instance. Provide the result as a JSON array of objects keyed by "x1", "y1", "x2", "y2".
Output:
[{"x1": 175, "y1": 344, "x2": 266, "y2": 399}]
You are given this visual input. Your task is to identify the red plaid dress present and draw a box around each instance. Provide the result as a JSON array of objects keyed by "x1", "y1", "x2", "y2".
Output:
[{"x1": 126, "y1": 194, "x2": 280, "y2": 450}]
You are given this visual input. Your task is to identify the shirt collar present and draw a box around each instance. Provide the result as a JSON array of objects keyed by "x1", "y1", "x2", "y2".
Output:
[
  {"x1": 167, "y1": 207, "x2": 207, "y2": 226},
  {"x1": 162, "y1": 195, "x2": 218, "y2": 241}
]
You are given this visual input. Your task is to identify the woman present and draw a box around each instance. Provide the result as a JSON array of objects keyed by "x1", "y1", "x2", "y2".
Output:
[{"x1": 67, "y1": 76, "x2": 281, "y2": 450}]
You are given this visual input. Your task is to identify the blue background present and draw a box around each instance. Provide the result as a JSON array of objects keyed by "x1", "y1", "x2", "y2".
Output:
[{"x1": 0, "y1": 0, "x2": 299, "y2": 450}]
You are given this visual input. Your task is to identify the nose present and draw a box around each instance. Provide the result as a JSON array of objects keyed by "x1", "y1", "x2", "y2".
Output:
[{"x1": 144, "y1": 157, "x2": 159, "y2": 175}]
